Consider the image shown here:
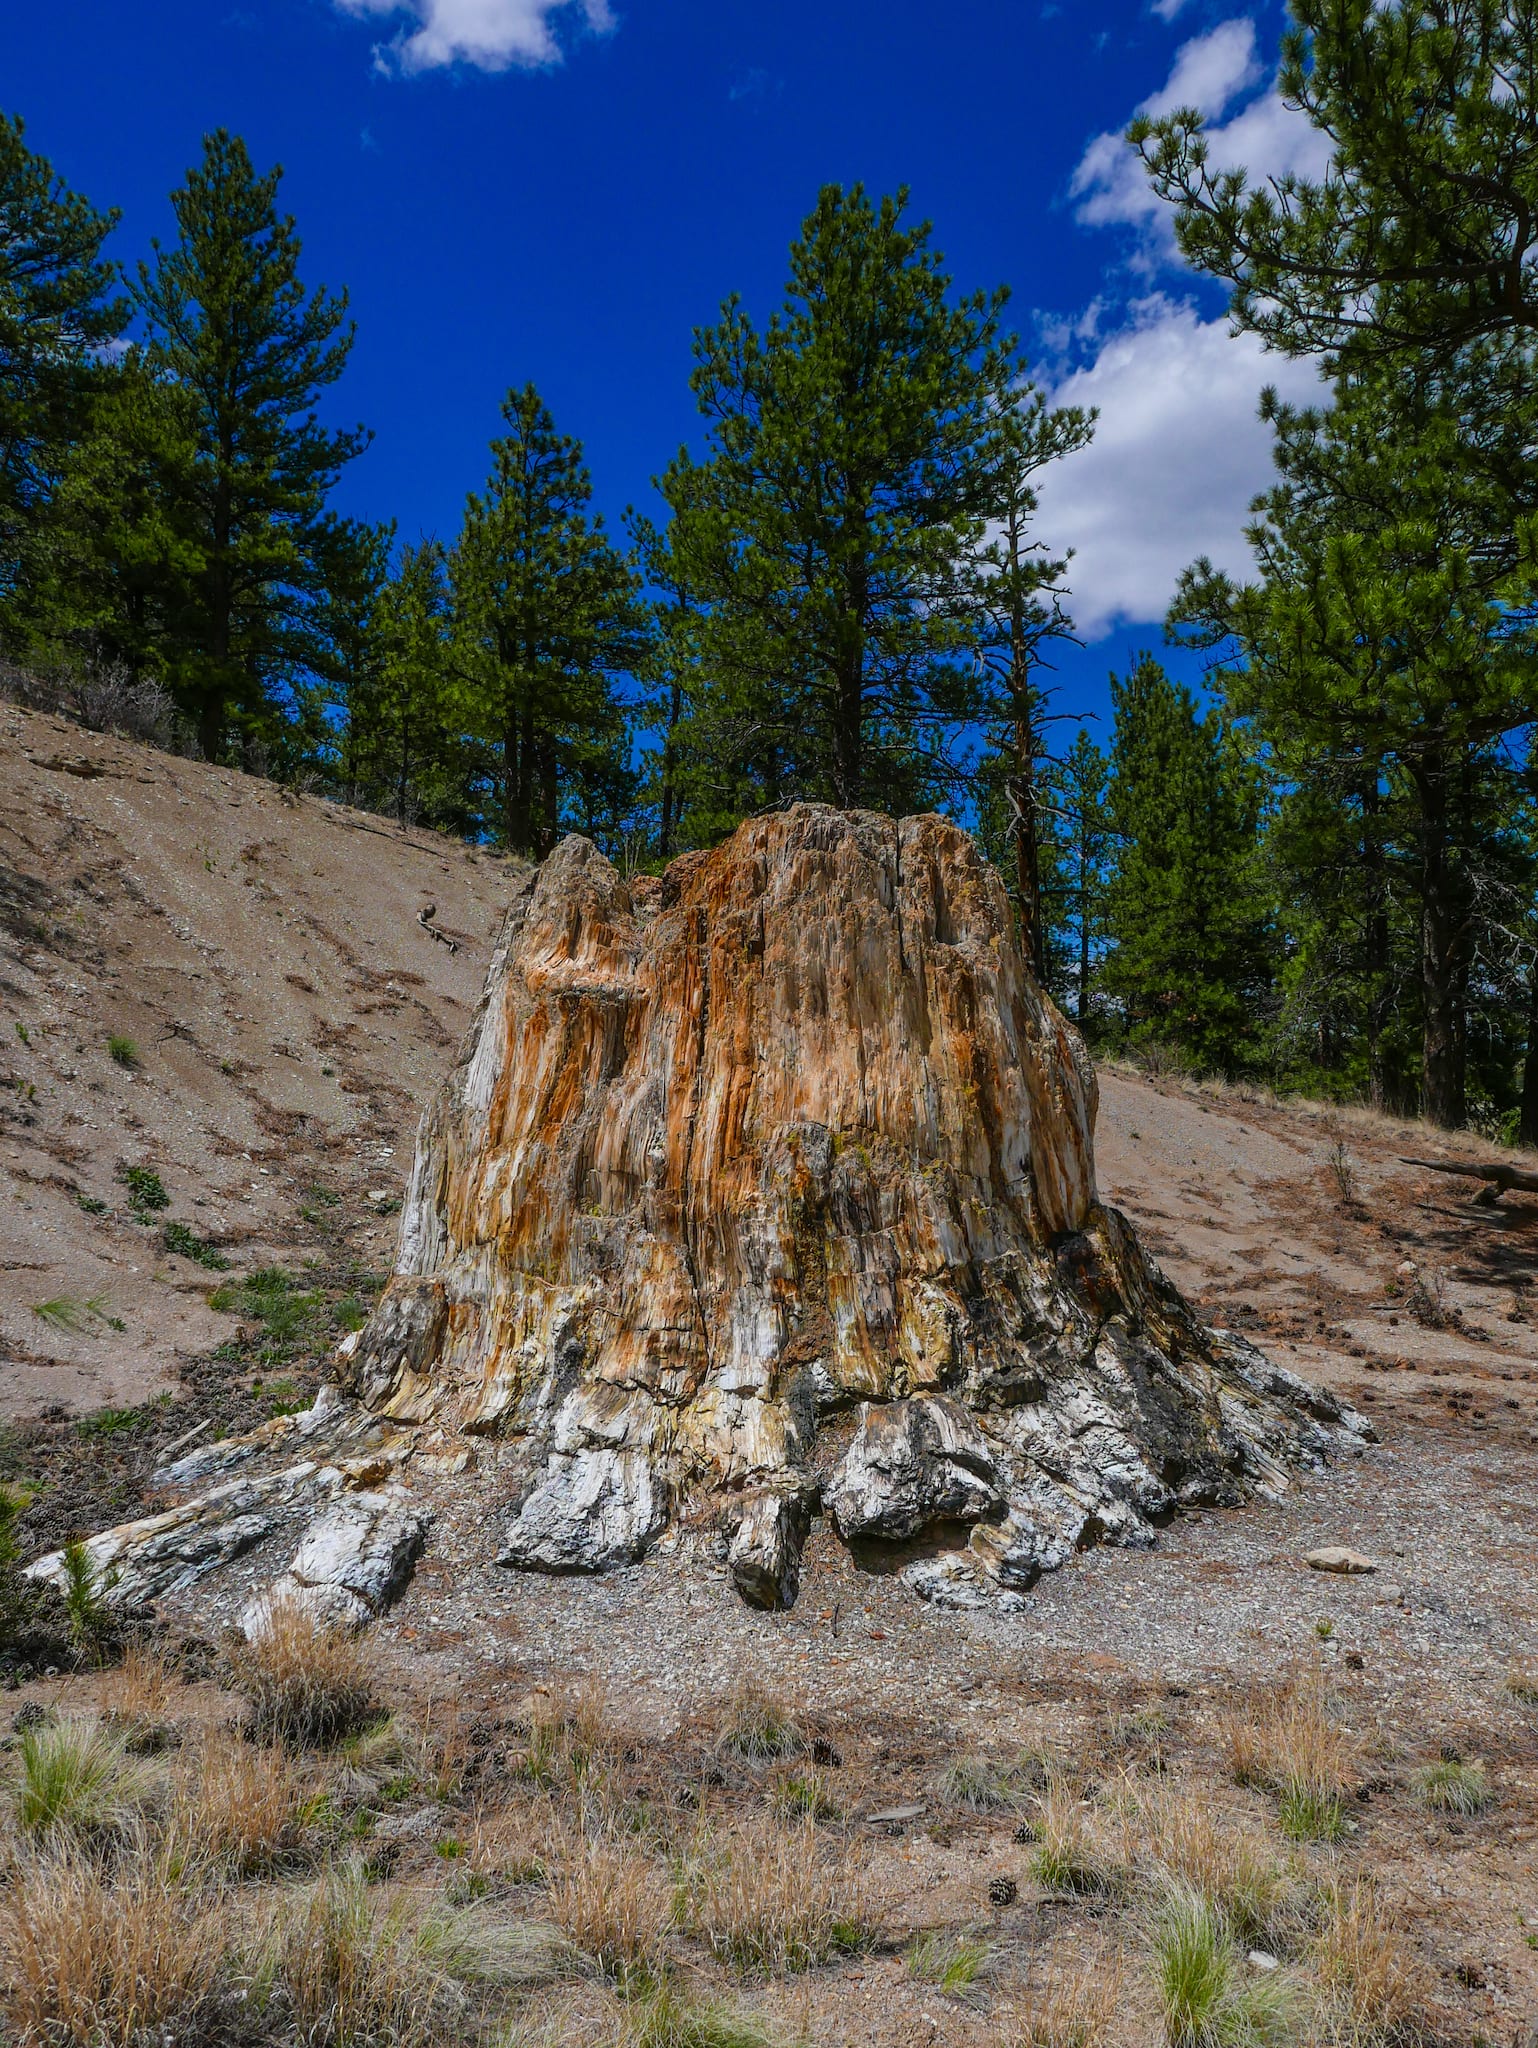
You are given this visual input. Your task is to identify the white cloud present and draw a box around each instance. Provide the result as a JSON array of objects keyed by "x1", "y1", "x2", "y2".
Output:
[
  {"x1": 1033, "y1": 298, "x2": 1325, "y2": 639},
  {"x1": 337, "y1": 0, "x2": 614, "y2": 73},
  {"x1": 1071, "y1": 16, "x2": 1331, "y2": 249},
  {"x1": 1151, "y1": 0, "x2": 1195, "y2": 17}
]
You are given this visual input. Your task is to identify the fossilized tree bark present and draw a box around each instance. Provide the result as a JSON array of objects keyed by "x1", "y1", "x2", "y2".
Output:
[{"x1": 339, "y1": 804, "x2": 1368, "y2": 1610}]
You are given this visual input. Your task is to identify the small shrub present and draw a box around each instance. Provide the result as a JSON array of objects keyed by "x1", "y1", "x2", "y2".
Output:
[
  {"x1": 229, "y1": 1600, "x2": 378, "y2": 1749},
  {"x1": 545, "y1": 1830, "x2": 671, "y2": 1980},
  {"x1": 716, "y1": 1678, "x2": 806, "y2": 1762},
  {"x1": 209, "y1": 1266, "x2": 322, "y2": 1350},
  {"x1": 679, "y1": 1817, "x2": 878, "y2": 1975},
  {"x1": 0, "y1": 1483, "x2": 44, "y2": 1649},
  {"x1": 1326, "y1": 1138, "x2": 1359, "y2": 1207},
  {"x1": 107, "y1": 1034, "x2": 140, "y2": 1070},
  {"x1": 0, "y1": 1845, "x2": 230, "y2": 2046},
  {"x1": 1408, "y1": 1758, "x2": 1492, "y2": 1815},
  {"x1": 118, "y1": 1163, "x2": 169, "y2": 1215},
  {"x1": 161, "y1": 1219, "x2": 231, "y2": 1270},
  {"x1": 1029, "y1": 1779, "x2": 1126, "y2": 1898},
  {"x1": 58, "y1": 1541, "x2": 117, "y2": 1656},
  {"x1": 907, "y1": 1929, "x2": 989, "y2": 1996},
  {"x1": 15, "y1": 1717, "x2": 156, "y2": 1841},
  {"x1": 75, "y1": 1193, "x2": 107, "y2": 1216},
  {"x1": 1153, "y1": 1884, "x2": 1293, "y2": 2046}
]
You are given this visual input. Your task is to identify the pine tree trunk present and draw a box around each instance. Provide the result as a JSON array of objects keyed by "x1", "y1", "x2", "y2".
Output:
[
  {"x1": 1414, "y1": 758, "x2": 1464, "y2": 1129},
  {"x1": 1520, "y1": 952, "x2": 1538, "y2": 1148},
  {"x1": 1011, "y1": 695, "x2": 1045, "y2": 984},
  {"x1": 1360, "y1": 776, "x2": 1391, "y2": 1113},
  {"x1": 659, "y1": 679, "x2": 682, "y2": 859}
]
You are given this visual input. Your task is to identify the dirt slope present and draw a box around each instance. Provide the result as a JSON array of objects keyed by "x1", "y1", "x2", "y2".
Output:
[{"x1": 0, "y1": 703, "x2": 518, "y2": 1418}]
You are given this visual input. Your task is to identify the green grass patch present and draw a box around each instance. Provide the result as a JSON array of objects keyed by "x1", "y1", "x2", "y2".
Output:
[
  {"x1": 33, "y1": 1295, "x2": 123, "y2": 1336},
  {"x1": 1410, "y1": 1759, "x2": 1492, "y2": 1815},
  {"x1": 106, "y1": 1034, "x2": 139, "y2": 1069},
  {"x1": 160, "y1": 1220, "x2": 231, "y2": 1270},
  {"x1": 118, "y1": 1164, "x2": 169, "y2": 1215}
]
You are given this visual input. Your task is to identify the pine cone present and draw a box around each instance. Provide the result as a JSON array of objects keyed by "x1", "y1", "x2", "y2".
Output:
[{"x1": 988, "y1": 1876, "x2": 1019, "y2": 1908}]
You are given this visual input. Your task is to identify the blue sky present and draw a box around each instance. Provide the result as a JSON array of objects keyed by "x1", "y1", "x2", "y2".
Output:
[{"x1": 3, "y1": 0, "x2": 1329, "y2": 741}]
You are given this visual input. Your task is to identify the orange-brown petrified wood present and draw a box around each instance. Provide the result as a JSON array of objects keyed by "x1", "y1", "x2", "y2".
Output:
[{"x1": 344, "y1": 805, "x2": 1368, "y2": 1610}]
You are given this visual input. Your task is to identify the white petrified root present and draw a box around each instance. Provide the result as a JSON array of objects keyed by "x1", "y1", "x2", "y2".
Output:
[{"x1": 242, "y1": 1488, "x2": 430, "y2": 1634}]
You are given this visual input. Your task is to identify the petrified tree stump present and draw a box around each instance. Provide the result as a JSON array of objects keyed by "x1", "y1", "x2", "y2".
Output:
[
  {"x1": 31, "y1": 805, "x2": 1368, "y2": 1626},
  {"x1": 340, "y1": 804, "x2": 1367, "y2": 1610}
]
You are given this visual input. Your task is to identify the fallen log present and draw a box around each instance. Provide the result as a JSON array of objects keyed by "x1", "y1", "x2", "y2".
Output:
[{"x1": 1400, "y1": 1155, "x2": 1538, "y2": 1204}]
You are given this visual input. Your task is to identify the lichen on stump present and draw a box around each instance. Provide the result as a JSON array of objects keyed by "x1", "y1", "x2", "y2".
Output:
[{"x1": 344, "y1": 803, "x2": 1368, "y2": 1609}]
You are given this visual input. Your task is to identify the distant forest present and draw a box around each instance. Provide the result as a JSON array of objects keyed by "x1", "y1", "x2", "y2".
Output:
[{"x1": 2, "y1": 1, "x2": 1535, "y2": 1140}]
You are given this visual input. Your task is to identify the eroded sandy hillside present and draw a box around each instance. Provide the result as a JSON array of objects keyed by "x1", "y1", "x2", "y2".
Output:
[{"x1": 1, "y1": 703, "x2": 518, "y2": 1417}]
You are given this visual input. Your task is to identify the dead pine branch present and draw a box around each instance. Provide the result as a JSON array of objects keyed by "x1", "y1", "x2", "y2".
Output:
[{"x1": 1400, "y1": 1156, "x2": 1538, "y2": 1206}]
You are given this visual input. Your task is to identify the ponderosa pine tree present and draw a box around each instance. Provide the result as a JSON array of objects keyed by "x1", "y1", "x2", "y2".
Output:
[
  {"x1": 1102, "y1": 656, "x2": 1272, "y2": 1070},
  {"x1": 663, "y1": 184, "x2": 1017, "y2": 818},
  {"x1": 1131, "y1": 0, "x2": 1538, "y2": 369},
  {"x1": 452, "y1": 385, "x2": 643, "y2": 859},
  {"x1": 967, "y1": 386, "x2": 1095, "y2": 977},
  {"x1": 136, "y1": 131, "x2": 368, "y2": 760},
  {"x1": 1045, "y1": 730, "x2": 1113, "y2": 1025},
  {"x1": 26, "y1": 352, "x2": 203, "y2": 681},
  {"x1": 0, "y1": 112, "x2": 124, "y2": 634},
  {"x1": 1171, "y1": 368, "x2": 1538, "y2": 1126}
]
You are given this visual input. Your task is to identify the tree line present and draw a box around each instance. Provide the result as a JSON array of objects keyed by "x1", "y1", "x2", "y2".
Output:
[{"x1": 2, "y1": 0, "x2": 1536, "y2": 1139}]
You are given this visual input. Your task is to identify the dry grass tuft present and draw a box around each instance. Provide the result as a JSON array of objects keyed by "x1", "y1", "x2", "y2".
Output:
[
  {"x1": 1504, "y1": 1660, "x2": 1538, "y2": 1706},
  {"x1": 0, "y1": 1843, "x2": 231, "y2": 2046},
  {"x1": 1028, "y1": 1778, "x2": 1128, "y2": 1899},
  {"x1": 1312, "y1": 1876, "x2": 1436, "y2": 2046},
  {"x1": 110, "y1": 1638, "x2": 176, "y2": 1729},
  {"x1": 619, "y1": 1979, "x2": 781, "y2": 2048},
  {"x1": 679, "y1": 1816, "x2": 880, "y2": 1975},
  {"x1": 170, "y1": 1737, "x2": 325, "y2": 1876},
  {"x1": 264, "y1": 1857, "x2": 480, "y2": 2045},
  {"x1": 545, "y1": 1828, "x2": 672, "y2": 1979},
  {"x1": 1013, "y1": 1949, "x2": 1125, "y2": 2048},
  {"x1": 1408, "y1": 1757, "x2": 1492, "y2": 1816},
  {"x1": 1126, "y1": 1781, "x2": 1306, "y2": 1951},
  {"x1": 714, "y1": 1678, "x2": 807, "y2": 1763},
  {"x1": 228, "y1": 1599, "x2": 378, "y2": 1750},
  {"x1": 1220, "y1": 1677, "x2": 1361, "y2": 1842},
  {"x1": 1151, "y1": 1882, "x2": 1294, "y2": 2046}
]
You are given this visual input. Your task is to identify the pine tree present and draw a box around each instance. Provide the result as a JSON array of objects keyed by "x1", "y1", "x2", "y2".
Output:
[
  {"x1": 664, "y1": 184, "x2": 1017, "y2": 819},
  {"x1": 25, "y1": 351, "x2": 202, "y2": 680},
  {"x1": 1171, "y1": 368, "x2": 1538, "y2": 1125},
  {"x1": 1132, "y1": 0, "x2": 1538, "y2": 369},
  {"x1": 1044, "y1": 730, "x2": 1113, "y2": 1025},
  {"x1": 1102, "y1": 657, "x2": 1272, "y2": 1070},
  {"x1": 136, "y1": 131, "x2": 368, "y2": 759},
  {"x1": 966, "y1": 386, "x2": 1095, "y2": 975},
  {"x1": 452, "y1": 385, "x2": 643, "y2": 859},
  {"x1": 0, "y1": 111, "x2": 124, "y2": 632}
]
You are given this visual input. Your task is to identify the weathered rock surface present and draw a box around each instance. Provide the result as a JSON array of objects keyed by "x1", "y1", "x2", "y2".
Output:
[
  {"x1": 243, "y1": 1489, "x2": 429, "y2": 1634},
  {"x1": 43, "y1": 803, "x2": 1371, "y2": 1623},
  {"x1": 339, "y1": 803, "x2": 1369, "y2": 1607}
]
